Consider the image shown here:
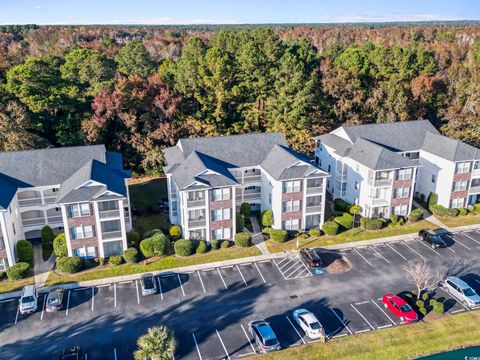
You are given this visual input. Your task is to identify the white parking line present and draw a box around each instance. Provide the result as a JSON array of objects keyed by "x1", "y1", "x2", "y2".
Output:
[
  {"x1": 114, "y1": 283, "x2": 117, "y2": 308},
  {"x1": 278, "y1": 258, "x2": 294, "y2": 270},
  {"x1": 415, "y1": 239, "x2": 445, "y2": 258},
  {"x1": 294, "y1": 268, "x2": 310, "y2": 278},
  {"x1": 177, "y1": 274, "x2": 186, "y2": 296},
  {"x1": 157, "y1": 277, "x2": 163, "y2": 300},
  {"x1": 377, "y1": 324, "x2": 392, "y2": 329},
  {"x1": 0, "y1": 298, "x2": 15, "y2": 304},
  {"x1": 282, "y1": 260, "x2": 302, "y2": 274},
  {"x1": 353, "y1": 248, "x2": 373, "y2": 266},
  {"x1": 240, "y1": 324, "x2": 256, "y2": 353},
  {"x1": 40, "y1": 294, "x2": 47, "y2": 320},
  {"x1": 65, "y1": 290, "x2": 71, "y2": 317},
  {"x1": 14, "y1": 305, "x2": 19, "y2": 324},
  {"x1": 330, "y1": 308, "x2": 352, "y2": 335},
  {"x1": 286, "y1": 316, "x2": 306, "y2": 344},
  {"x1": 217, "y1": 268, "x2": 228, "y2": 289},
  {"x1": 236, "y1": 265, "x2": 248, "y2": 286},
  {"x1": 451, "y1": 309, "x2": 466, "y2": 314},
  {"x1": 355, "y1": 300, "x2": 370, "y2": 305},
  {"x1": 273, "y1": 259, "x2": 288, "y2": 280},
  {"x1": 460, "y1": 232, "x2": 480, "y2": 245},
  {"x1": 197, "y1": 271, "x2": 206, "y2": 293},
  {"x1": 254, "y1": 262, "x2": 267, "y2": 283},
  {"x1": 91, "y1": 287, "x2": 95, "y2": 312},
  {"x1": 445, "y1": 234, "x2": 472, "y2": 250},
  {"x1": 475, "y1": 279, "x2": 480, "y2": 286},
  {"x1": 135, "y1": 280, "x2": 141, "y2": 304},
  {"x1": 350, "y1": 304, "x2": 375, "y2": 330},
  {"x1": 114, "y1": 348, "x2": 117, "y2": 360},
  {"x1": 216, "y1": 329, "x2": 231, "y2": 360},
  {"x1": 370, "y1": 246, "x2": 390, "y2": 263},
  {"x1": 402, "y1": 241, "x2": 425, "y2": 259},
  {"x1": 192, "y1": 333, "x2": 203, "y2": 360},
  {"x1": 355, "y1": 329, "x2": 370, "y2": 334},
  {"x1": 386, "y1": 243, "x2": 408, "y2": 260},
  {"x1": 371, "y1": 300, "x2": 397, "y2": 325}
]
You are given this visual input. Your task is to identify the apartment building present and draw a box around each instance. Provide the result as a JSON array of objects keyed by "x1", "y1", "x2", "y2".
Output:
[
  {"x1": 314, "y1": 120, "x2": 480, "y2": 218},
  {"x1": 0, "y1": 145, "x2": 132, "y2": 271},
  {"x1": 163, "y1": 133, "x2": 328, "y2": 242}
]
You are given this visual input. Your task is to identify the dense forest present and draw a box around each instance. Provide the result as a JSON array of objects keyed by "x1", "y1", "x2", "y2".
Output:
[{"x1": 0, "y1": 24, "x2": 479, "y2": 174}]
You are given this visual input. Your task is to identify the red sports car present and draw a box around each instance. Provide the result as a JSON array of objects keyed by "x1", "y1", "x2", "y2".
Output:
[{"x1": 382, "y1": 293, "x2": 418, "y2": 323}]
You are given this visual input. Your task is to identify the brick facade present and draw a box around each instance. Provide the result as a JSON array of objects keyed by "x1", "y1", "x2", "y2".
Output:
[
  {"x1": 208, "y1": 189, "x2": 233, "y2": 238},
  {"x1": 281, "y1": 182, "x2": 304, "y2": 222},
  {"x1": 65, "y1": 203, "x2": 99, "y2": 250},
  {"x1": 391, "y1": 176, "x2": 414, "y2": 208},
  {"x1": 451, "y1": 164, "x2": 472, "y2": 203}
]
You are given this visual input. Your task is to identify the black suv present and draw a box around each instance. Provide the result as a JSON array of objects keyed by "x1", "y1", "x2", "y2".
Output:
[
  {"x1": 418, "y1": 229, "x2": 446, "y2": 249},
  {"x1": 299, "y1": 248, "x2": 324, "y2": 268}
]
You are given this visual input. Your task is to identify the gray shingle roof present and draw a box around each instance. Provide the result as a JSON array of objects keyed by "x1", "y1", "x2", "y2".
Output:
[
  {"x1": 421, "y1": 132, "x2": 480, "y2": 162},
  {"x1": 317, "y1": 133, "x2": 352, "y2": 157}
]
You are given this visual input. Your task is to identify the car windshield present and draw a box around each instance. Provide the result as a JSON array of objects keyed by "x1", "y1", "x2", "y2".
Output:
[
  {"x1": 309, "y1": 321, "x2": 321, "y2": 330},
  {"x1": 400, "y1": 304, "x2": 412, "y2": 312},
  {"x1": 48, "y1": 297, "x2": 60, "y2": 305},
  {"x1": 143, "y1": 277, "x2": 154, "y2": 288},
  {"x1": 21, "y1": 296, "x2": 35, "y2": 304},
  {"x1": 463, "y1": 288, "x2": 476, "y2": 297},
  {"x1": 263, "y1": 338, "x2": 278, "y2": 347},
  {"x1": 432, "y1": 235, "x2": 443, "y2": 243}
]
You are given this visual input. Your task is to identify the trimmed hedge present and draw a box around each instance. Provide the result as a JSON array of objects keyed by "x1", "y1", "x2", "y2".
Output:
[
  {"x1": 360, "y1": 218, "x2": 384, "y2": 230},
  {"x1": 196, "y1": 240, "x2": 208, "y2": 254},
  {"x1": 322, "y1": 221, "x2": 339, "y2": 235},
  {"x1": 236, "y1": 213, "x2": 245, "y2": 233},
  {"x1": 169, "y1": 225, "x2": 182, "y2": 240},
  {"x1": 261, "y1": 209, "x2": 274, "y2": 228},
  {"x1": 475, "y1": 203, "x2": 480, "y2": 213},
  {"x1": 140, "y1": 233, "x2": 170, "y2": 257},
  {"x1": 174, "y1": 239, "x2": 195, "y2": 256},
  {"x1": 334, "y1": 212, "x2": 353, "y2": 229},
  {"x1": 127, "y1": 231, "x2": 140, "y2": 246},
  {"x1": 16, "y1": 240, "x2": 33, "y2": 263},
  {"x1": 221, "y1": 240, "x2": 230, "y2": 249},
  {"x1": 210, "y1": 239, "x2": 219, "y2": 250},
  {"x1": 334, "y1": 198, "x2": 352, "y2": 212},
  {"x1": 308, "y1": 228, "x2": 321, "y2": 237},
  {"x1": 458, "y1": 208, "x2": 468, "y2": 216},
  {"x1": 270, "y1": 229, "x2": 288, "y2": 243},
  {"x1": 6, "y1": 262, "x2": 30, "y2": 280},
  {"x1": 408, "y1": 208, "x2": 423, "y2": 222},
  {"x1": 234, "y1": 232, "x2": 252, "y2": 247},
  {"x1": 53, "y1": 233, "x2": 68, "y2": 257},
  {"x1": 430, "y1": 204, "x2": 459, "y2": 217},
  {"x1": 57, "y1": 256, "x2": 82, "y2": 274},
  {"x1": 41, "y1": 225, "x2": 55, "y2": 245},
  {"x1": 123, "y1": 247, "x2": 138, "y2": 264},
  {"x1": 427, "y1": 192, "x2": 438, "y2": 209},
  {"x1": 108, "y1": 255, "x2": 123, "y2": 266}
]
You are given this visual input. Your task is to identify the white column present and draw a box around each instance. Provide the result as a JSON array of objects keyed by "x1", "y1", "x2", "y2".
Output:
[
  {"x1": 119, "y1": 199, "x2": 128, "y2": 251},
  {"x1": 205, "y1": 189, "x2": 211, "y2": 242},
  {"x1": 320, "y1": 177, "x2": 327, "y2": 227},
  {"x1": 60, "y1": 205, "x2": 73, "y2": 257},
  {"x1": 0, "y1": 212, "x2": 14, "y2": 267},
  {"x1": 302, "y1": 179, "x2": 307, "y2": 230},
  {"x1": 93, "y1": 202, "x2": 104, "y2": 258}
]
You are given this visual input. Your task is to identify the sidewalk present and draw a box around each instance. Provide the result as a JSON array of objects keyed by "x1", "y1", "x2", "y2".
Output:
[
  {"x1": 250, "y1": 216, "x2": 269, "y2": 255},
  {"x1": 412, "y1": 199, "x2": 449, "y2": 229},
  {"x1": 33, "y1": 242, "x2": 56, "y2": 288}
]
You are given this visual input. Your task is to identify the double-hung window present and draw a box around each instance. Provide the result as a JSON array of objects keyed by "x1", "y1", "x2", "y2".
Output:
[
  {"x1": 456, "y1": 162, "x2": 470, "y2": 174},
  {"x1": 211, "y1": 208, "x2": 231, "y2": 221},
  {"x1": 213, "y1": 228, "x2": 231, "y2": 240},
  {"x1": 283, "y1": 180, "x2": 301, "y2": 193},
  {"x1": 394, "y1": 187, "x2": 410, "y2": 199},
  {"x1": 397, "y1": 168, "x2": 412, "y2": 181},
  {"x1": 70, "y1": 225, "x2": 94, "y2": 240},
  {"x1": 211, "y1": 188, "x2": 230, "y2": 201},
  {"x1": 282, "y1": 200, "x2": 300, "y2": 212},
  {"x1": 283, "y1": 219, "x2": 299, "y2": 230},
  {"x1": 451, "y1": 198, "x2": 465, "y2": 208},
  {"x1": 67, "y1": 203, "x2": 91, "y2": 218},
  {"x1": 452, "y1": 180, "x2": 468, "y2": 192},
  {"x1": 393, "y1": 205, "x2": 408, "y2": 216}
]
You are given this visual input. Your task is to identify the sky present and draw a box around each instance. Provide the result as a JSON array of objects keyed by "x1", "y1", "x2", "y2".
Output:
[{"x1": 0, "y1": 0, "x2": 479, "y2": 25}]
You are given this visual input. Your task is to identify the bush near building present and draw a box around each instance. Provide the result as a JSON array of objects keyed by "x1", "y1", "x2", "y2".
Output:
[
  {"x1": 221, "y1": 240, "x2": 230, "y2": 249},
  {"x1": 127, "y1": 231, "x2": 140, "y2": 247},
  {"x1": 427, "y1": 192, "x2": 438, "y2": 210},
  {"x1": 210, "y1": 239, "x2": 219, "y2": 250},
  {"x1": 360, "y1": 218, "x2": 384, "y2": 230},
  {"x1": 261, "y1": 209, "x2": 273, "y2": 228},
  {"x1": 56, "y1": 256, "x2": 82, "y2": 274},
  {"x1": 108, "y1": 255, "x2": 123, "y2": 266},
  {"x1": 6, "y1": 262, "x2": 30, "y2": 280},
  {"x1": 140, "y1": 232, "x2": 170, "y2": 257},
  {"x1": 430, "y1": 204, "x2": 459, "y2": 217},
  {"x1": 16, "y1": 240, "x2": 34, "y2": 263},
  {"x1": 143, "y1": 228, "x2": 163, "y2": 239},
  {"x1": 334, "y1": 198, "x2": 352, "y2": 212},
  {"x1": 308, "y1": 228, "x2": 321, "y2": 237},
  {"x1": 196, "y1": 240, "x2": 208, "y2": 254},
  {"x1": 123, "y1": 247, "x2": 139, "y2": 264},
  {"x1": 270, "y1": 229, "x2": 288, "y2": 243},
  {"x1": 41, "y1": 225, "x2": 55, "y2": 246},
  {"x1": 407, "y1": 208, "x2": 423, "y2": 222},
  {"x1": 53, "y1": 233, "x2": 68, "y2": 257},
  {"x1": 334, "y1": 212, "x2": 354, "y2": 229},
  {"x1": 322, "y1": 221, "x2": 339, "y2": 235},
  {"x1": 174, "y1": 239, "x2": 195, "y2": 256},
  {"x1": 234, "y1": 232, "x2": 252, "y2": 247},
  {"x1": 236, "y1": 213, "x2": 245, "y2": 233},
  {"x1": 169, "y1": 225, "x2": 182, "y2": 240}
]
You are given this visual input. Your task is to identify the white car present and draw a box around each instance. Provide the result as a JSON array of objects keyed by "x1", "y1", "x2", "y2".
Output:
[
  {"x1": 292, "y1": 308, "x2": 325, "y2": 340},
  {"x1": 442, "y1": 276, "x2": 480, "y2": 308},
  {"x1": 19, "y1": 285, "x2": 38, "y2": 315}
]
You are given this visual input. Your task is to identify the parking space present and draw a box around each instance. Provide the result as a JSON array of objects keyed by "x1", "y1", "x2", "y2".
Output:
[
  {"x1": 351, "y1": 300, "x2": 396, "y2": 329},
  {"x1": 273, "y1": 255, "x2": 312, "y2": 280},
  {"x1": 268, "y1": 314, "x2": 305, "y2": 348},
  {"x1": 193, "y1": 327, "x2": 232, "y2": 360},
  {"x1": 215, "y1": 323, "x2": 256, "y2": 358},
  {"x1": 113, "y1": 281, "x2": 141, "y2": 310},
  {"x1": 0, "y1": 297, "x2": 19, "y2": 329},
  {"x1": 330, "y1": 302, "x2": 373, "y2": 334},
  {"x1": 435, "y1": 287, "x2": 470, "y2": 314},
  {"x1": 66, "y1": 287, "x2": 96, "y2": 318},
  {"x1": 158, "y1": 273, "x2": 186, "y2": 301},
  {"x1": 179, "y1": 271, "x2": 209, "y2": 297},
  {"x1": 198, "y1": 268, "x2": 228, "y2": 293},
  {"x1": 255, "y1": 260, "x2": 286, "y2": 284}
]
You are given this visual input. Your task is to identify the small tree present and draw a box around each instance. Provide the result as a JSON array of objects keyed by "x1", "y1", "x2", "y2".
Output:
[
  {"x1": 134, "y1": 325, "x2": 176, "y2": 360},
  {"x1": 236, "y1": 213, "x2": 244, "y2": 233},
  {"x1": 349, "y1": 205, "x2": 362, "y2": 234},
  {"x1": 403, "y1": 260, "x2": 445, "y2": 299},
  {"x1": 53, "y1": 233, "x2": 68, "y2": 257},
  {"x1": 240, "y1": 202, "x2": 251, "y2": 217},
  {"x1": 41, "y1": 225, "x2": 55, "y2": 246},
  {"x1": 16, "y1": 240, "x2": 33, "y2": 263},
  {"x1": 169, "y1": 225, "x2": 182, "y2": 241},
  {"x1": 427, "y1": 192, "x2": 438, "y2": 210},
  {"x1": 261, "y1": 209, "x2": 274, "y2": 228}
]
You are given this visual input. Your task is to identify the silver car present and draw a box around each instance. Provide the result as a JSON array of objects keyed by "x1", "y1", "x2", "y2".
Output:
[
  {"x1": 19, "y1": 285, "x2": 38, "y2": 315},
  {"x1": 141, "y1": 273, "x2": 157, "y2": 296},
  {"x1": 442, "y1": 276, "x2": 480, "y2": 307}
]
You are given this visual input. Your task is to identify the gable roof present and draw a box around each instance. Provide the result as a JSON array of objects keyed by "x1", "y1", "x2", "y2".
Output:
[{"x1": 421, "y1": 132, "x2": 480, "y2": 162}]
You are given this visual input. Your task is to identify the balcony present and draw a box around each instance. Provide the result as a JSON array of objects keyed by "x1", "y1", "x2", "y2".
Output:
[
  {"x1": 18, "y1": 197, "x2": 43, "y2": 207},
  {"x1": 188, "y1": 219, "x2": 206, "y2": 228},
  {"x1": 243, "y1": 175, "x2": 261, "y2": 183},
  {"x1": 102, "y1": 230, "x2": 122, "y2": 240},
  {"x1": 470, "y1": 185, "x2": 480, "y2": 194},
  {"x1": 99, "y1": 209, "x2": 121, "y2": 219},
  {"x1": 305, "y1": 205, "x2": 323, "y2": 214},
  {"x1": 22, "y1": 217, "x2": 46, "y2": 227},
  {"x1": 473, "y1": 169, "x2": 480, "y2": 178},
  {"x1": 367, "y1": 178, "x2": 393, "y2": 187},
  {"x1": 187, "y1": 199, "x2": 206, "y2": 208},
  {"x1": 306, "y1": 186, "x2": 323, "y2": 195},
  {"x1": 46, "y1": 215, "x2": 63, "y2": 224},
  {"x1": 244, "y1": 191, "x2": 261, "y2": 200},
  {"x1": 43, "y1": 196, "x2": 57, "y2": 204},
  {"x1": 371, "y1": 198, "x2": 390, "y2": 206}
]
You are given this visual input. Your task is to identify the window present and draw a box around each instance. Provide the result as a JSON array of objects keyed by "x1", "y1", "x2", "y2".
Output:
[
  {"x1": 74, "y1": 246, "x2": 96, "y2": 259},
  {"x1": 70, "y1": 225, "x2": 94, "y2": 240},
  {"x1": 67, "y1": 203, "x2": 91, "y2": 218},
  {"x1": 269, "y1": 193, "x2": 271, "y2": 204},
  {"x1": 98, "y1": 201, "x2": 118, "y2": 211},
  {"x1": 354, "y1": 181, "x2": 359, "y2": 191},
  {"x1": 0, "y1": 258, "x2": 6, "y2": 272},
  {"x1": 283, "y1": 180, "x2": 301, "y2": 193},
  {"x1": 283, "y1": 200, "x2": 301, "y2": 212},
  {"x1": 456, "y1": 162, "x2": 470, "y2": 174},
  {"x1": 103, "y1": 240, "x2": 123, "y2": 257},
  {"x1": 451, "y1": 198, "x2": 465, "y2": 208},
  {"x1": 213, "y1": 228, "x2": 231, "y2": 240},
  {"x1": 188, "y1": 209, "x2": 205, "y2": 221},
  {"x1": 452, "y1": 180, "x2": 468, "y2": 192},
  {"x1": 397, "y1": 168, "x2": 412, "y2": 181},
  {"x1": 188, "y1": 190, "x2": 205, "y2": 201},
  {"x1": 0, "y1": 236, "x2": 4, "y2": 250},
  {"x1": 211, "y1": 208, "x2": 230, "y2": 221},
  {"x1": 394, "y1": 187, "x2": 410, "y2": 199},
  {"x1": 306, "y1": 196, "x2": 321, "y2": 207},
  {"x1": 189, "y1": 229, "x2": 205, "y2": 240},
  {"x1": 307, "y1": 178, "x2": 322, "y2": 188},
  {"x1": 393, "y1": 205, "x2": 408, "y2": 216},
  {"x1": 305, "y1": 215, "x2": 320, "y2": 229},
  {"x1": 431, "y1": 174, "x2": 436, "y2": 183},
  {"x1": 283, "y1": 219, "x2": 299, "y2": 230},
  {"x1": 328, "y1": 165, "x2": 331, "y2": 173},
  {"x1": 211, "y1": 188, "x2": 230, "y2": 201}
]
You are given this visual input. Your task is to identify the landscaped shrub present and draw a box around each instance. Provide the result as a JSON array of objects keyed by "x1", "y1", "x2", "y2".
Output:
[
  {"x1": 234, "y1": 232, "x2": 252, "y2": 247},
  {"x1": 108, "y1": 255, "x2": 123, "y2": 266},
  {"x1": 97, "y1": 257, "x2": 105, "y2": 266},
  {"x1": 427, "y1": 192, "x2": 438, "y2": 210},
  {"x1": 334, "y1": 198, "x2": 352, "y2": 212},
  {"x1": 390, "y1": 214, "x2": 398, "y2": 225},
  {"x1": 240, "y1": 202, "x2": 251, "y2": 217},
  {"x1": 236, "y1": 213, "x2": 245, "y2": 233},
  {"x1": 308, "y1": 228, "x2": 321, "y2": 237},
  {"x1": 16, "y1": 240, "x2": 33, "y2": 263},
  {"x1": 447, "y1": 207, "x2": 459, "y2": 217},
  {"x1": 210, "y1": 239, "x2": 219, "y2": 250},
  {"x1": 458, "y1": 208, "x2": 468, "y2": 216},
  {"x1": 150, "y1": 233, "x2": 170, "y2": 255},
  {"x1": 408, "y1": 208, "x2": 424, "y2": 222},
  {"x1": 53, "y1": 234, "x2": 68, "y2": 258},
  {"x1": 322, "y1": 221, "x2": 339, "y2": 235},
  {"x1": 360, "y1": 218, "x2": 384, "y2": 230},
  {"x1": 422, "y1": 292, "x2": 430, "y2": 301},
  {"x1": 220, "y1": 240, "x2": 230, "y2": 249},
  {"x1": 6, "y1": 262, "x2": 30, "y2": 280},
  {"x1": 415, "y1": 299, "x2": 425, "y2": 309},
  {"x1": 41, "y1": 225, "x2": 55, "y2": 245},
  {"x1": 127, "y1": 231, "x2": 140, "y2": 246},
  {"x1": 475, "y1": 203, "x2": 480, "y2": 213},
  {"x1": 430, "y1": 204, "x2": 448, "y2": 217},
  {"x1": 418, "y1": 306, "x2": 428, "y2": 316},
  {"x1": 82, "y1": 259, "x2": 94, "y2": 270},
  {"x1": 433, "y1": 301, "x2": 445, "y2": 314},
  {"x1": 169, "y1": 225, "x2": 182, "y2": 241},
  {"x1": 174, "y1": 239, "x2": 195, "y2": 256},
  {"x1": 123, "y1": 247, "x2": 139, "y2": 264},
  {"x1": 196, "y1": 240, "x2": 208, "y2": 254},
  {"x1": 403, "y1": 293, "x2": 413, "y2": 303},
  {"x1": 334, "y1": 212, "x2": 353, "y2": 229},
  {"x1": 143, "y1": 229, "x2": 162, "y2": 239},
  {"x1": 261, "y1": 209, "x2": 274, "y2": 228},
  {"x1": 56, "y1": 256, "x2": 82, "y2": 274},
  {"x1": 140, "y1": 238, "x2": 155, "y2": 257},
  {"x1": 270, "y1": 229, "x2": 288, "y2": 243},
  {"x1": 349, "y1": 205, "x2": 362, "y2": 216}
]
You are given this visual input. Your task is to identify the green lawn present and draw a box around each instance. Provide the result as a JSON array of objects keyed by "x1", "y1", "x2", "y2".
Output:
[
  {"x1": 266, "y1": 219, "x2": 437, "y2": 253},
  {"x1": 46, "y1": 246, "x2": 262, "y2": 286},
  {"x1": 259, "y1": 311, "x2": 480, "y2": 360},
  {"x1": 437, "y1": 215, "x2": 480, "y2": 228},
  {"x1": 0, "y1": 276, "x2": 35, "y2": 294}
]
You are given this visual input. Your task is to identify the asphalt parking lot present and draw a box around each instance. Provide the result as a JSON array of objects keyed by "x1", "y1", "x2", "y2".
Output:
[{"x1": 1, "y1": 229, "x2": 480, "y2": 359}]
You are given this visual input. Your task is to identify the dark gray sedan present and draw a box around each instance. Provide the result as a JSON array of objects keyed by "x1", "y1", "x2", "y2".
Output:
[{"x1": 46, "y1": 288, "x2": 64, "y2": 312}]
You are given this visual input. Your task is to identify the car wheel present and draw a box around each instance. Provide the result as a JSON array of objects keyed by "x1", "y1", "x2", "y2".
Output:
[
  {"x1": 431, "y1": 244, "x2": 436, "y2": 249},
  {"x1": 400, "y1": 316, "x2": 404, "y2": 322},
  {"x1": 383, "y1": 302, "x2": 388, "y2": 308}
]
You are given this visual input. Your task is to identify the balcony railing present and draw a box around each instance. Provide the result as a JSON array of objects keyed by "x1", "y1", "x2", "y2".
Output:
[
  {"x1": 470, "y1": 185, "x2": 480, "y2": 194},
  {"x1": 473, "y1": 169, "x2": 480, "y2": 177},
  {"x1": 43, "y1": 196, "x2": 57, "y2": 204},
  {"x1": 188, "y1": 219, "x2": 206, "y2": 228},
  {"x1": 306, "y1": 186, "x2": 323, "y2": 194},
  {"x1": 244, "y1": 192, "x2": 261, "y2": 200},
  {"x1": 371, "y1": 198, "x2": 390, "y2": 206},
  {"x1": 99, "y1": 209, "x2": 121, "y2": 219},
  {"x1": 102, "y1": 230, "x2": 122, "y2": 240},
  {"x1": 187, "y1": 199, "x2": 206, "y2": 207},
  {"x1": 46, "y1": 215, "x2": 63, "y2": 224},
  {"x1": 243, "y1": 175, "x2": 261, "y2": 183},
  {"x1": 18, "y1": 198, "x2": 43, "y2": 207},
  {"x1": 22, "y1": 217, "x2": 46, "y2": 227},
  {"x1": 367, "y1": 178, "x2": 393, "y2": 187},
  {"x1": 305, "y1": 205, "x2": 323, "y2": 214}
]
